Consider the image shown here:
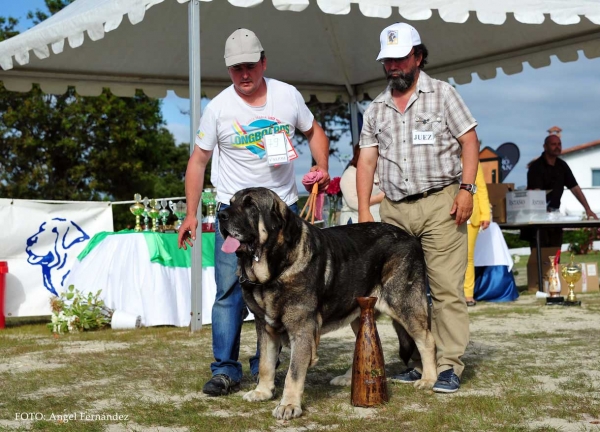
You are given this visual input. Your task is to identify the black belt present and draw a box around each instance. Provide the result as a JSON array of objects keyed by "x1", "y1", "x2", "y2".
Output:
[{"x1": 402, "y1": 187, "x2": 444, "y2": 202}]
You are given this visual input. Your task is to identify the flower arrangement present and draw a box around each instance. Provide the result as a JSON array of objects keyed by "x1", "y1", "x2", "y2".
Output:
[
  {"x1": 325, "y1": 177, "x2": 342, "y2": 227},
  {"x1": 48, "y1": 285, "x2": 113, "y2": 335}
]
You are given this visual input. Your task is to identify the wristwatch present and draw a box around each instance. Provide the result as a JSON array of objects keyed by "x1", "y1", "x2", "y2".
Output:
[{"x1": 459, "y1": 183, "x2": 477, "y2": 195}]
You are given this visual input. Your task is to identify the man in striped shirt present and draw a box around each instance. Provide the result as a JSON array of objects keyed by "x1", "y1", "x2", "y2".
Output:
[{"x1": 357, "y1": 22, "x2": 480, "y2": 394}]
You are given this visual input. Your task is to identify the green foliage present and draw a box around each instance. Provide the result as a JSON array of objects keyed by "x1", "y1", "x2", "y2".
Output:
[
  {"x1": 48, "y1": 285, "x2": 112, "y2": 334},
  {"x1": 564, "y1": 228, "x2": 599, "y2": 255},
  {"x1": 0, "y1": 16, "x2": 19, "y2": 40},
  {"x1": 0, "y1": 1, "x2": 192, "y2": 231},
  {"x1": 503, "y1": 231, "x2": 529, "y2": 249},
  {"x1": 0, "y1": 83, "x2": 189, "y2": 229},
  {"x1": 296, "y1": 96, "x2": 351, "y2": 160}
]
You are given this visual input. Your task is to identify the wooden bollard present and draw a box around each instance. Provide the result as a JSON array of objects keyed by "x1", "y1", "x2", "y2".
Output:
[{"x1": 351, "y1": 297, "x2": 388, "y2": 407}]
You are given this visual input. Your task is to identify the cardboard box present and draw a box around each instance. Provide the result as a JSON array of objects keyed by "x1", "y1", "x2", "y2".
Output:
[
  {"x1": 559, "y1": 262, "x2": 599, "y2": 295},
  {"x1": 506, "y1": 190, "x2": 547, "y2": 223},
  {"x1": 527, "y1": 247, "x2": 561, "y2": 291},
  {"x1": 486, "y1": 183, "x2": 514, "y2": 223},
  {"x1": 527, "y1": 250, "x2": 599, "y2": 294}
]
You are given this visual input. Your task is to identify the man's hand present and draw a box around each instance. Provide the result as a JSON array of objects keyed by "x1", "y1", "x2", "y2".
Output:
[
  {"x1": 310, "y1": 165, "x2": 330, "y2": 191},
  {"x1": 585, "y1": 209, "x2": 599, "y2": 220},
  {"x1": 480, "y1": 220, "x2": 491, "y2": 230},
  {"x1": 177, "y1": 215, "x2": 198, "y2": 250},
  {"x1": 450, "y1": 190, "x2": 474, "y2": 225}
]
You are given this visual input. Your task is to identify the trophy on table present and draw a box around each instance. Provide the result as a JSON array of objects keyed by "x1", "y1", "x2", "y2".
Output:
[
  {"x1": 147, "y1": 199, "x2": 160, "y2": 232},
  {"x1": 169, "y1": 200, "x2": 187, "y2": 230},
  {"x1": 159, "y1": 199, "x2": 171, "y2": 230},
  {"x1": 561, "y1": 254, "x2": 582, "y2": 306},
  {"x1": 142, "y1": 197, "x2": 151, "y2": 232},
  {"x1": 129, "y1": 193, "x2": 145, "y2": 232},
  {"x1": 201, "y1": 189, "x2": 217, "y2": 232}
]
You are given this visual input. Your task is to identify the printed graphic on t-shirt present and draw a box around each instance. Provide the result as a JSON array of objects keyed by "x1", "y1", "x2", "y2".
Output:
[{"x1": 231, "y1": 119, "x2": 291, "y2": 159}]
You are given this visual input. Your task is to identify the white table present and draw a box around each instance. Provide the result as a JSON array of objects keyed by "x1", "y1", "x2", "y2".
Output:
[{"x1": 64, "y1": 232, "x2": 216, "y2": 327}]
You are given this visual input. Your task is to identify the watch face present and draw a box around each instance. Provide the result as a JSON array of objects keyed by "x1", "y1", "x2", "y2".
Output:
[{"x1": 472, "y1": 184, "x2": 478, "y2": 194}]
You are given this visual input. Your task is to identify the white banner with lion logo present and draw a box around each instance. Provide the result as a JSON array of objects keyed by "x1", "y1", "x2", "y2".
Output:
[{"x1": 0, "y1": 199, "x2": 113, "y2": 317}]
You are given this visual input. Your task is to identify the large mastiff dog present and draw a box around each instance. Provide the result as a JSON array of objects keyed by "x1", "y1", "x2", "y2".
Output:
[{"x1": 218, "y1": 187, "x2": 436, "y2": 420}]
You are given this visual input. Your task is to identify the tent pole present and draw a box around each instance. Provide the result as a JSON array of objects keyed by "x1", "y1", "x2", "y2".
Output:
[
  {"x1": 350, "y1": 96, "x2": 359, "y2": 145},
  {"x1": 189, "y1": 0, "x2": 203, "y2": 332}
]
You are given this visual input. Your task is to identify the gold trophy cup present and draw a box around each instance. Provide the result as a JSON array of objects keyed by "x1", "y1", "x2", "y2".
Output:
[
  {"x1": 561, "y1": 255, "x2": 582, "y2": 306},
  {"x1": 129, "y1": 193, "x2": 145, "y2": 232},
  {"x1": 148, "y1": 199, "x2": 161, "y2": 232}
]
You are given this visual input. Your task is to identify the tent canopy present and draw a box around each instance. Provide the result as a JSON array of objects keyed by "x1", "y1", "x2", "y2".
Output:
[{"x1": 1, "y1": 0, "x2": 600, "y2": 102}]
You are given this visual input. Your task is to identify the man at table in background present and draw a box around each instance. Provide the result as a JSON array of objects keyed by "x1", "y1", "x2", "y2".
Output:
[
  {"x1": 177, "y1": 28, "x2": 330, "y2": 396},
  {"x1": 356, "y1": 22, "x2": 479, "y2": 393},
  {"x1": 524, "y1": 134, "x2": 598, "y2": 248}
]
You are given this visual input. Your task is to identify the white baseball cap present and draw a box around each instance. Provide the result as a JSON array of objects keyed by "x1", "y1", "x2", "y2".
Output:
[
  {"x1": 224, "y1": 28, "x2": 264, "y2": 67},
  {"x1": 376, "y1": 23, "x2": 421, "y2": 61}
]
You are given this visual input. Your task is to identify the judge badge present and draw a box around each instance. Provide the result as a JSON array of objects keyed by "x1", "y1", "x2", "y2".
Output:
[{"x1": 413, "y1": 130, "x2": 435, "y2": 145}]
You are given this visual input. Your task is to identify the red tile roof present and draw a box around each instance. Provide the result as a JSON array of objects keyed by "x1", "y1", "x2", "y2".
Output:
[{"x1": 561, "y1": 139, "x2": 600, "y2": 155}]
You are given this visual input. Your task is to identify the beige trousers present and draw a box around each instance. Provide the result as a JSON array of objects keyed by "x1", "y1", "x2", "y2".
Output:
[{"x1": 380, "y1": 183, "x2": 469, "y2": 378}]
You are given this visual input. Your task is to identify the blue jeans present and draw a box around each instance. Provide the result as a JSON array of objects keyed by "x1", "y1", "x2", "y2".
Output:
[{"x1": 211, "y1": 201, "x2": 298, "y2": 382}]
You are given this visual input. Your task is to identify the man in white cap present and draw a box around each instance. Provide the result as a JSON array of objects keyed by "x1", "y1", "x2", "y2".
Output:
[
  {"x1": 356, "y1": 23, "x2": 480, "y2": 393},
  {"x1": 178, "y1": 28, "x2": 330, "y2": 396}
]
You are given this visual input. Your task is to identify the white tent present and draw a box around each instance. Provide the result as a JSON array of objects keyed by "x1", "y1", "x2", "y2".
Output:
[
  {"x1": 2, "y1": 0, "x2": 600, "y2": 329},
  {"x1": 2, "y1": 0, "x2": 600, "y2": 99}
]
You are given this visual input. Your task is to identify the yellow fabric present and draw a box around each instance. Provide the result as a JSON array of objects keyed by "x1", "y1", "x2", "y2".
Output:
[
  {"x1": 469, "y1": 163, "x2": 491, "y2": 227},
  {"x1": 464, "y1": 162, "x2": 491, "y2": 298},
  {"x1": 464, "y1": 223, "x2": 479, "y2": 298}
]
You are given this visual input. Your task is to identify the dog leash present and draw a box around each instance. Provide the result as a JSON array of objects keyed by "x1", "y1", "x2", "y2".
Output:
[{"x1": 299, "y1": 183, "x2": 319, "y2": 224}]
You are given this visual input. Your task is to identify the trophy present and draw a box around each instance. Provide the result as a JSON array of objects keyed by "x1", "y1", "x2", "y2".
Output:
[
  {"x1": 142, "y1": 197, "x2": 151, "y2": 232},
  {"x1": 159, "y1": 199, "x2": 170, "y2": 230},
  {"x1": 147, "y1": 199, "x2": 160, "y2": 232},
  {"x1": 545, "y1": 254, "x2": 564, "y2": 306},
  {"x1": 169, "y1": 200, "x2": 187, "y2": 230},
  {"x1": 201, "y1": 189, "x2": 217, "y2": 232},
  {"x1": 129, "y1": 193, "x2": 145, "y2": 232},
  {"x1": 561, "y1": 255, "x2": 582, "y2": 306}
]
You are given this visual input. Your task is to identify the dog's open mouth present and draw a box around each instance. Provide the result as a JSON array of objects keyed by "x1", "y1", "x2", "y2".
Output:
[{"x1": 221, "y1": 235, "x2": 241, "y2": 253}]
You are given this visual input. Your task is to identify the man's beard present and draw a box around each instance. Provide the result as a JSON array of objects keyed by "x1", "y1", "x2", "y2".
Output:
[{"x1": 386, "y1": 67, "x2": 417, "y2": 92}]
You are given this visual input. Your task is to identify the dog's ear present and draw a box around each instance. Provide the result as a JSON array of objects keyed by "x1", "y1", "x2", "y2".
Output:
[
  {"x1": 60, "y1": 220, "x2": 90, "y2": 249},
  {"x1": 272, "y1": 199, "x2": 301, "y2": 244}
]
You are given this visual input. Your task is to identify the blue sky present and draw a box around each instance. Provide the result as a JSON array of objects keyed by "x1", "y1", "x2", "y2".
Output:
[{"x1": 5, "y1": 0, "x2": 600, "y2": 190}]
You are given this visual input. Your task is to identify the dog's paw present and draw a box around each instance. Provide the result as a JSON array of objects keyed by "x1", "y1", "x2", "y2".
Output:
[
  {"x1": 243, "y1": 388, "x2": 273, "y2": 402},
  {"x1": 413, "y1": 378, "x2": 436, "y2": 390},
  {"x1": 272, "y1": 403, "x2": 303, "y2": 420},
  {"x1": 329, "y1": 374, "x2": 352, "y2": 387}
]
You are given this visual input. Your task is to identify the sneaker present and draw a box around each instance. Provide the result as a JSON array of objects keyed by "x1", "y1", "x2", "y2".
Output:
[
  {"x1": 390, "y1": 368, "x2": 422, "y2": 383},
  {"x1": 432, "y1": 369, "x2": 460, "y2": 393},
  {"x1": 202, "y1": 374, "x2": 240, "y2": 396}
]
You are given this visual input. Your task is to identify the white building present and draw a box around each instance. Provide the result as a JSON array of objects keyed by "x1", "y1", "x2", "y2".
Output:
[{"x1": 559, "y1": 138, "x2": 600, "y2": 217}]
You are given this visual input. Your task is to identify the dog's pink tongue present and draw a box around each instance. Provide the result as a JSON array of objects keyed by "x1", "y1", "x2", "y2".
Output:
[{"x1": 221, "y1": 236, "x2": 241, "y2": 253}]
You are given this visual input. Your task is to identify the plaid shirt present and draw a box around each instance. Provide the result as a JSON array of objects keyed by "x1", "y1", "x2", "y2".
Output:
[{"x1": 360, "y1": 72, "x2": 477, "y2": 201}]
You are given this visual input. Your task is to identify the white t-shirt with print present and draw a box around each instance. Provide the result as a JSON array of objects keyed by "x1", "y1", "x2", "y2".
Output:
[{"x1": 195, "y1": 78, "x2": 314, "y2": 206}]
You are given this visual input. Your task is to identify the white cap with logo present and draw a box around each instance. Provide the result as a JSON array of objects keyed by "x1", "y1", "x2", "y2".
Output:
[
  {"x1": 376, "y1": 23, "x2": 421, "y2": 61},
  {"x1": 224, "y1": 28, "x2": 264, "y2": 67}
]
